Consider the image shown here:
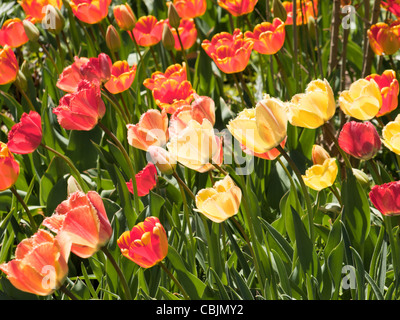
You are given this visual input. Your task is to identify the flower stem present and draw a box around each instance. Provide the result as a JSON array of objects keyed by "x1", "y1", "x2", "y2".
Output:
[
  {"x1": 159, "y1": 261, "x2": 190, "y2": 300},
  {"x1": 213, "y1": 163, "x2": 228, "y2": 176},
  {"x1": 39, "y1": 42, "x2": 60, "y2": 74},
  {"x1": 175, "y1": 28, "x2": 190, "y2": 83},
  {"x1": 172, "y1": 171, "x2": 195, "y2": 201},
  {"x1": 10, "y1": 186, "x2": 38, "y2": 232},
  {"x1": 59, "y1": 284, "x2": 79, "y2": 300}
]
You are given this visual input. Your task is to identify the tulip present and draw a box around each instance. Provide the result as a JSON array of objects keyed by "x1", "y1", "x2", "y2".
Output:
[
  {"x1": 338, "y1": 121, "x2": 381, "y2": 160},
  {"x1": 365, "y1": 70, "x2": 399, "y2": 117},
  {"x1": 381, "y1": 0, "x2": 400, "y2": 18},
  {"x1": 201, "y1": 29, "x2": 254, "y2": 74},
  {"x1": 0, "y1": 142, "x2": 20, "y2": 191},
  {"x1": 69, "y1": 0, "x2": 111, "y2": 25},
  {"x1": 338, "y1": 78, "x2": 382, "y2": 120},
  {"x1": 0, "y1": 18, "x2": 29, "y2": 48},
  {"x1": 368, "y1": 21, "x2": 400, "y2": 56},
  {"x1": 80, "y1": 53, "x2": 112, "y2": 85},
  {"x1": 167, "y1": 119, "x2": 223, "y2": 173},
  {"x1": 272, "y1": 0, "x2": 287, "y2": 21},
  {"x1": 42, "y1": 191, "x2": 112, "y2": 258},
  {"x1": 106, "y1": 25, "x2": 121, "y2": 52},
  {"x1": 148, "y1": 146, "x2": 177, "y2": 175},
  {"x1": 0, "y1": 45, "x2": 19, "y2": 85},
  {"x1": 241, "y1": 137, "x2": 287, "y2": 160},
  {"x1": 302, "y1": 158, "x2": 338, "y2": 191},
  {"x1": 143, "y1": 63, "x2": 187, "y2": 91},
  {"x1": 0, "y1": 229, "x2": 71, "y2": 296},
  {"x1": 382, "y1": 115, "x2": 400, "y2": 155},
  {"x1": 23, "y1": 19, "x2": 40, "y2": 42},
  {"x1": 195, "y1": 175, "x2": 242, "y2": 223},
  {"x1": 369, "y1": 181, "x2": 400, "y2": 216},
  {"x1": 117, "y1": 216, "x2": 168, "y2": 268},
  {"x1": 281, "y1": 0, "x2": 318, "y2": 25},
  {"x1": 18, "y1": 0, "x2": 63, "y2": 22},
  {"x1": 42, "y1": 5, "x2": 65, "y2": 34},
  {"x1": 166, "y1": 18, "x2": 197, "y2": 51},
  {"x1": 113, "y1": 3, "x2": 136, "y2": 31},
  {"x1": 217, "y1": 0, "x2": 259, "y2": 17},
  {"x1": 162, "y1": 23, "x2": 176, "y2": 51},
  {"x1": 286, "y1": 79, "x2": 336, "y2": 129},
  {"x1": 7, "y1": 111, "x2": 42, "y2": 154},
  {"x1": 104, "y1": 60, "x2": 137, "y2": 94},
  {"x1": 126, "y1": 109, "x2": 169, "y2": 151},
  {"x1": 131, "y1": 15, "x2": 164, "y2": 47},
  {"x1": 169, "y1": 94, "x2": 216, "y2": 139},
  {"x1": 56, "y1": 56, "x2": 90, "y2": 92},
  {"x1": 152, "y1": 78, "x2": 196, "y2": 114},
  {"x1": 172, "y1": 0, "x2": 207, "y2": 19},
  {"x1": 311, "y1": 144, "x2": 330, "y2": 165},
  {"x1": 53, "y1": 80, "x2": 106, "y2": 131},
  {"x1": 126, "y1": 163, "x2": 158, "y2": 196},
  {"x1": 167, "y1": 3, "x2": 181, "y2": 29}
]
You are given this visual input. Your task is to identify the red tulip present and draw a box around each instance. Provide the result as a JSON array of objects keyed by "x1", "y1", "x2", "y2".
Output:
[
  {"x1": 0, "y1": 45, "x2": 19, "y2": 85},
  {"x1": 53, "y1": 80, "x2": 106, "y2": 131},
  {"x1": 370, "y1": 181, "x2": 400, "y2": 216},
  {"x1": 42, "y1": 191, "x2": 112, "y2": 258},
  {"x1": 0, "y1": 142, "x2": 20, "y2": 191},
  {"x1": 381, "y1": 0, "x2": 400, "y2": 18},
  {"x1": 143, "y1": 63, "x2": 187, "y2": 91},
  {"x1": 126, "y1": 163, "x2": 158, "y2": 197},
  {"x1": 166, "y1": 18, "x2": 198, "y2": 51},
  {"x1": 244, "y1": 18, "x2": 285, "y2": 55},
  {"x1": 56, "y1": 56, "x2": 90, "y2": 93},
  {"x1": 104, "y1": 60, "x2": 137, "y2": 94},
  {"x1": 69, "y1": 0, "x2": 111, "y2": 24},
  {"x1": 0, "y1": 18, "x2": 29, "y2": 48},
  {"x1": 172, "y1": 0, "x2": 207, "y2": 19},
  {"x1": 217, "y1": 0, "x2": 258, "y2": 17},
  {"x1": 338, "y1": 121, "x2": 381, "y2": 160},
  {"x1": 366, "y1": 70, "x2": 399, "y2": 117},
  {"x1": 80, "y1": 53, "x2": 112, "y2": 85},
  {"x1": 368, "y1": 21, "x2": 400, "y2": 56},
  {"x1": 130, "y1": 15, "x2": 164, "y2": 47},
  {"x1": 7, "y1": 111, "x2": 42, "y2": 154},
  {"x1": 117, "y1": 216, "x2": 168, "y2": 268},
  {"x1": 201, "y1": 29, "x2": 254, "y2": 74}
]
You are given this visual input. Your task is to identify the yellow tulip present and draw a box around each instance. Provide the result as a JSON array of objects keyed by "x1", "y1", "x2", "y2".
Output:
[
  {"x1": 338, "y1": 78, "x2": 382, "y2": 120},
  {"x1": 302, "y1": 158, "x2": 338, "y2": 191},
  {"x1": 195, "y1": 175, "x2": 242, "y2": 223},
  {"x1": 286, "y1": 79, "x2": 336, "y2": 129},
  {"x1": 382, "y1": 114, "x2": 400, "y2": 155}
]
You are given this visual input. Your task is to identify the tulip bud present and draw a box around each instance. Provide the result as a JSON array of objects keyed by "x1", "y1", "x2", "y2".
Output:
[
  {"x1": 168, "y1": 3, "x2": 181, "y2": 29},
  {"x1": 67, "y1": 175, "x2": 83, "y2": 195},
  {"x1": 307, "y1": 15, "x2": 316, "y2": 40},
  {"x1": 312, "y1": 145, "x2": 330, "y2": 165},
  {"x1": 14, "y1": 70, "x2": 27, "y2": 91},
  {"x1": 162, "y1": 23, "x2": 175, "y2": 51},
  {"x1": 113, "y1": 3, "x2": 136, "y2": 31},
  {"x1": 148, "y1": 146, "x2": 176, "y2": 175},
  {"x1": 352, "y1": 168, "x2": 370, "y2": 188},
  {"x1": 272, "y1": 0, "x2": 287, "y2": 22},
  {"x1": 23, "y1": 19, "x2": 40, "y2": 42},
  {"x1": 43, "y1": 5, "x2": 65, "y2": 34},
  {"x1": 106, "y1": 25, "x2": 121, "y2": 52}
]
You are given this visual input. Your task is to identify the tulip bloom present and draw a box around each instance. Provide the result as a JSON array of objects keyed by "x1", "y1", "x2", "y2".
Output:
[
  {"x1": 286, "y1": 79, "x2": 335, "y2": 129},
  {"x1": 382, "y1": 115, "x2": 400, "y2": 155},
  {"x1": 56, "y1": 56, "x2": 90, "y2": 92},
  {"x1": 148, "y1": 146, "x2": 177, "y2": 175},
  {"x1": 117, "y1": 216, "x2": 168, "y2": 268},
  {"x1": 53, "y1": 80, "x2": 106, "y2": 131},
  {"x1": 312, "y1": 144, "x2": 330, "y2": 165},
  {"x1": 195, "y1": 175, "x2": 242, "y2": 223},
  {"x1": 302, "y1": 158, "x2": 338, "y2": 191},
  {"x1": 42, "y1": 191, "x2": 112, "y2": 258},
  {"x1": 7, "y1": 111, "x2": 42, "y2": 154},
  {"x1": 104, "y1": 60, "x2": 136, "y2": 94},
  {"x1": 143, "y1": 63, "x2": 187, "y2": 91},
  {"x1": 69, "y1": 0, "x2": 111, "y2": 24},
  {"x1": 80, "y1": 53, "x2": 112, "y2": 85},
  {"x1": 130, "y1": 15, "x2": 164, "y2": 47},
  {"x1": 0, "y1": 45, "x2": 19, "y2": 85},
  {"x1": 365, "y1": 70, "x2": 399, "y2": 117},
  {"x1": 381, "y1": 0, "x2": 400, "y2": 18},
  {"x1": 166, "y1": 18, "x2": 198, "y2": 51},
  {"x1": 241, "y1": 137, "x2": 287, "y2": 161},
  {"x1": 244, "y1": 18, "x2": 285, "y2": 55},
  {"x1": 282, "y1": 0, "x2": 318, "y2": 25},
  {"x1": 172, "y1": 0, "x2": 207, "y2": 19},
  {"x1": 152, "y1": 79, "x2": 196, "y2": 114},
  {"x1": 167, "y1": 119, "x2": 223, "y2": 173},
  {"x1": 169, "y1": 94, "x2": 216, "y2": 139},
  {"x1": 369, "y1": 181, "x2": 400, "y2": 216},
  {"x1": 201, "y1": 29, "x2": 254, "y2": 74},
  {"x1": 338, "y1": 121, "x2": 381, "y2": 160},
  {"x1": 368, "y1": 21, "x2": 400, "y2": 56},
  {"x1": 126, "y1": 109, "x2": 169, "y2": 151},
  {"x1": 217, "y1": 0, "x2": 258, "y2": 17},
  {"x1": 0, "y1": 230, "x2": 71, "y2": 296},
  {"x1": 19, "y1": 0, "x2": 63, "y2": 22},
  {"x1": 228, "y1": 96, "x2": 287, "y2": 154},
  {"x1": 338, "y1": 78, "x2": 382, "y2": 120},
  {"x1": 126, "y1": 163, "x2": 158, "y2": 196},
  {"x1": 113, "y1": 3, "x2": 136, "y2": 31},
  {"x1": 0, "y1": 18, "x2": 29, "y2": 48},
  {"x1": 0, "y1": 142, "x2": 20, "y2": 191}
]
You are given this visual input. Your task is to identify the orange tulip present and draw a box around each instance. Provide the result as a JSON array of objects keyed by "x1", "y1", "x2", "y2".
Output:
[
  {"x1": 0, "y1": 230, "x2": 71, "y2": 296},
  {"x1": 143, "y1": 63, "x2": 187, "y2": 91},
  {"x1": 126, "y1": 109, "x2": 169, "y2": 151},
  {"x1": 104, "y1": 60, "x2": 137, "y2": 94},
  {"x1": 113, "y1": 3, "x2": 136, "y2": 31},
  {"x1": 166, "y1": 18, "x2": 198, "y2": 51},
  {"x1": 201, "y1": 29, "x2": 254, "y2": 74},
  {"x1": 0, "y1": 18, "x2": 29, "y2": 48},
  {"x1": 0, "y1": 142, "x2": 20, "y2": 191},
  {"x1": 42, "y1": 191, "x2": 112, "y2": 258},
  {"x1": 69, "y1": 0, "x2": 111, "y2": 24},
  {"x1": 18, "y1": 0, "x2": 63, "y2": 22},
  {"x1": 244, "y1": 18, "x2": 285, "y2": 55},
  {"x1": 217, "y1": 0, "x2": 258, "y2": 17},
  {"x1": 282, "y1": 0, "x2": 318, "y2": 25},
  {"x1": 0, "y1": 45, "x2": 19, "y2": 85},
  {"x1": 130, "y1": 15, "x2": 164, "y2": 47},
  {"x1": 368, "y1": 21, "x2": 400, "y2": 56},
  {"x1": 117, "y1": 216, "x2": 168, "y2": 268},
  {"x1": 172, "y1": 0, "x2": 207, "y2": 19}
]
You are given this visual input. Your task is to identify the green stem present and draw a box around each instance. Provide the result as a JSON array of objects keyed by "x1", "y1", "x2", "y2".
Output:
[
  {"x1": 213, "y1": 163, "x2": 228, "y2": 176},
  {"x1": 159, "y1": 261, "x2": 190, "y2": 300},
  {"x1": 175, "y1": 28, "x2": 190, "y2": 83},
  {"x1": 277, "y1": 156, "x2": 302, "y2": 212},
  {"x1": 323, "y1": 123, "x2": 353, "y2": 170},
  {"x1": 150, "y1": 46, "x2": 161, "y2": 71},
  {"x1": 16, "y1": 85, "x2": 36, "y2": 111},
  {"x1": 10, "y1": 186, "x2": 38, "y2": 232},
  {"x1": 232, "y1": 73, "x2": 247, "y2": 108},
  {"x1": 101, "y1": 91, "x2": 130, "y2": 125},
  {"x1": 384, "y1": 216, "x2": 400, "y2": 284},
  {"x1": 39, "y1": 42, "x2": 60, "y2": 74},
  {"x1": 172, "y1": 171, "x2": 195, "y2": 201},
  {"x1": 101, "y1": 247, "x2": 132, "y2": 300},
  {"x1": 59, "y1": 284, "x2": 79, "y2": 300}
]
